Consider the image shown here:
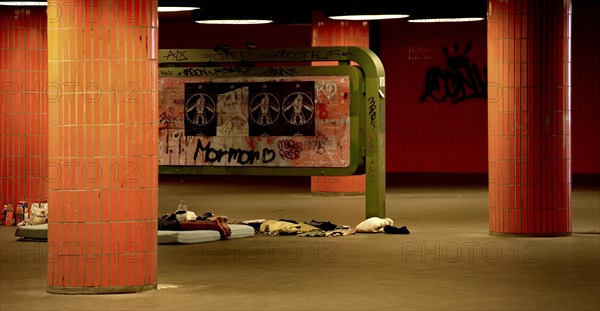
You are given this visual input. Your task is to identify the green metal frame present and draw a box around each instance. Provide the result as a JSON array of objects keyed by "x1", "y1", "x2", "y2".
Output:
[{"x1": 158, "y1": 47, "x2": 386, "y2": 218}]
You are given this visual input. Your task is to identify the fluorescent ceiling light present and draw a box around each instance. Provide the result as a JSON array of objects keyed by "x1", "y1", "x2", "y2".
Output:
[
  {"x1": 408, "y1": 17, "x2": 485, "y2": 23},
  {"x1": 195, "y1": 19, "x2": 273, "y2": 25},
  {"x1": 329, "y1": 14, "x2": 409, "y2": 21},
  {"x1": 191, "y1": 9, "x2": 273, "y2": 25},
  {"x1": 0, "y1": 1, "x2": 47, "y2": 5},
  {"x1": 158, "y1": 6, "x2": 199, "y2": 13}
]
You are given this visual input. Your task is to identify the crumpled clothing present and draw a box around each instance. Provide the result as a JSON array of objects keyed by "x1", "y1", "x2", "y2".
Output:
[
  {"x1": 305, "y1": 220, "x2": 337, "y2": 231},
  {"x1": 259, "y1": 220, "x2": 319, "y2": 235},
  {"x1": 325, "y1": 229, "x2": 356, "y2": 237},
  {"x1": 297, "y1": 229, "x2": 327, "y2": 237},
  {"x1": 297, "y1": 229, "x2": 356, "y2": 237}
]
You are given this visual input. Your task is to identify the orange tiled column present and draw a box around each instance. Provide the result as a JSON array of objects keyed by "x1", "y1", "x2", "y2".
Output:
[
  {"x1": 46, "y1": 0, "x2": 158, "y2": 293},
  {"x1": 487, "y1": 0, "x2": 571, "y2": 236},
  {"x1": 311, "y1": 11, "x2": 368, "y2": 195},
  {"x1": 0, "y1": 7, "x2": 48, "y2": 210}
]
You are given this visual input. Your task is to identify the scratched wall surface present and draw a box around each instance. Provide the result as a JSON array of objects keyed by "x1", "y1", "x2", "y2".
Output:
[
  {"x1": 381, "y1": 20, "x2": 488, "y2": 173},
  {"x1": 159, "y1": 76, "x2": 351, "y2": 168}
]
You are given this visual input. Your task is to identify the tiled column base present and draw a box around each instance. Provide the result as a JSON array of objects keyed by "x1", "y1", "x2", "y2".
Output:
[
  {"x1": 311, "y1": 175, "x2": 366, "y2": 196},
  {"x1": 47, "y1": 285, "x2": 156, "y2": 295}
]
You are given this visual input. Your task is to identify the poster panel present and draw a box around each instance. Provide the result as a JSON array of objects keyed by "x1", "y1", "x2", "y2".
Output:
[{"x1": 159, "y1": 76, "x2": 350, "y2": 168}]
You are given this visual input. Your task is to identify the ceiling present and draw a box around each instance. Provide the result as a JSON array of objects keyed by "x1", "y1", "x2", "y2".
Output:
[{"x1": 158, "y1": 0, "x2": 490, "y2": 24}]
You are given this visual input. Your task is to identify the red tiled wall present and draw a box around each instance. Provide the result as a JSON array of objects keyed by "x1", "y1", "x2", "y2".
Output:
[
  {"x1": 572, "y1": 2, "x2": 600, "y2": 174},
  {"x1": 380, "y1": 20, "x2": 489, "y2": 173},
  {"x1": 0, "y1": 7, "x2": 48, "y2": 208},
  {"x1": 311, "y1": 11, "x2": 369, "y2": 47}
]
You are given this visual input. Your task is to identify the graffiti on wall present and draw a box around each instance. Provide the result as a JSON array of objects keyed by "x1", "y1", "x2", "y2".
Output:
[
  {"x1": 159, "y1": 76, "x2": 351, "y2": 168},
  {"x1": 419, "y1": 42, "x2": 487, "y2": 104}
]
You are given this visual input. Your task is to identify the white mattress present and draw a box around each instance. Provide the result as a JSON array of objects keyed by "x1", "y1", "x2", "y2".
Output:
[
  {"x1": 15, "y1": 223, "x2": 256, "y2": 244},
  {"x1": 158, "y1": 224, "x2": 255, "y2": 244}
]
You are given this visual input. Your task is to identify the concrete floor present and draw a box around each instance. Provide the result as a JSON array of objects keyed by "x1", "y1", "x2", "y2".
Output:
[{"x1": 1, "y1": 174, "x2": 599, "y2": 311}]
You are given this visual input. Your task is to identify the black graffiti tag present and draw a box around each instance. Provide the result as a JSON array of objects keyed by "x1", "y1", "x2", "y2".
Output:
[
  {"x1": 261, "y1": 149, "x2": 276, "y2": 163},
  {"x1": 419, "y1": 42, "x2": 487, "y2": 104},
  {"x1": 193, "y1": 140, "x2": 275, "y2": 164},
  {"x1": 304, "y1": 132, "x2": 328, "y2": 155},
  {"x1": 206, "y1": 48, "x2": 354, "y2": 62},
  {"x1": 264, "y1": 67, "x2": 298, "y2": 76},
  {"x1": 159, "y1": 69, "x2": 174, "y2": 76},
  {"x1": 163, "y1": 50, "x2": 188, "y2": 61},
  {"x1": 278, "y1": 139, "x2": 303, "y2": 160},
  {"x1": 180, "y1": 67, "x2": 252, "y2": 77},
  {"x1": 367, "y1": 133, "x2": 376, "y2": 183},
  {"x1": 368, "y1": 97, "x2": 377, "y2": 128}
]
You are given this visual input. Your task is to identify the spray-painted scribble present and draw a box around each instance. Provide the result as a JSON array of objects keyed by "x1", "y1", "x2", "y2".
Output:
[
  {"x1": 317, "y1": 81, "x2": 338, "y2": 104},
  {"x1": 264, "y1": 67, "x2": 298, "y2": 76},
  {"x1": 303, "y1": 132, "x2": 328, "y2": 155},
  {"x1": 278, "y1": 139, "x2": 303, "y2": 160},
  {"x1": 368, "y1": 97, "x2": 377, "y2": 128},
  {"x1": 194, "y1": 140, "x2": 276, "y2": 164},
  {"x1": 419, "y1": 42, "x2": 487, "y2": 104},
  {"x1": 367, "y1": 133, "x2": 376, "y2": 183},
  {"x1": 163, "y1": 50, "x2": 188, "y2": 61}
]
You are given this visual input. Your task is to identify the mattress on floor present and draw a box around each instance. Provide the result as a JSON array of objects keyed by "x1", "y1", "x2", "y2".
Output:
[
  {"x1": 157, "y1": 229, "x2": 220, "y2": 244},
  {"x1": 15, "y1": 223, "x2": 256, "y2": 244},
  {"x1": 14, "y1": 224, "x2": 48, "y2": 240},
  {"x1": 158, "y1": 224, "x2": 256, "y2": 244}
]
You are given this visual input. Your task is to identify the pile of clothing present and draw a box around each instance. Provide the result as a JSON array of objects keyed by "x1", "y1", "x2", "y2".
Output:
[
  {"x1": 235, "y1": 218, "x2": 353, "y2": 237},
  {"x1": 239, "y1": 217, "x2": 409, "y2": 237},
  {"x1": 159, "y1": 200, "x2": 409, "y2": 240}
]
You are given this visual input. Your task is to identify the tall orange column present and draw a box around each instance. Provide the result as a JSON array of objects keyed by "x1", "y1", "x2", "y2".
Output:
[
  {"x1": 487, "y1": 0, "x2": 571, "y2": 236},
  {"x1": 311, "y1": 11, "x2": 369, "y2": 195},
  {"x1": 0, "y1": 7, "x2": 48, "y2": 210},
  {"x1": 46, "y1": 0, "x2": 158, "y2": 293}
]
